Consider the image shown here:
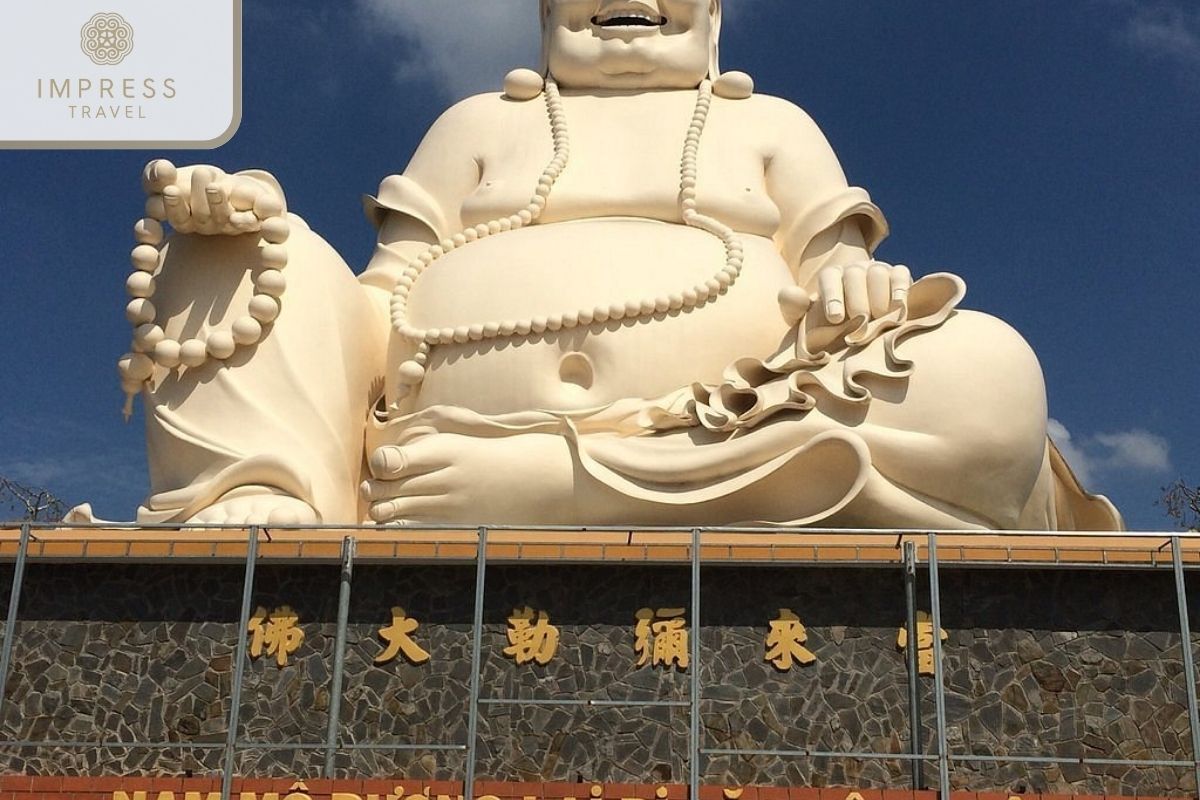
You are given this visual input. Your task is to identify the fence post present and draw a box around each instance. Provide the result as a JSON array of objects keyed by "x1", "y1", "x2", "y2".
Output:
[
  {"x1": 222, "y1": 526, "x2": 260, "y2": 800},
  {"x1": 324, "y1": 535, "x2": 356, "y2": 776}
]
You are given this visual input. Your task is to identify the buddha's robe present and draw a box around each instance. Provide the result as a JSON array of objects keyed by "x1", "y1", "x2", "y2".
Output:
[
  {"x1": 359, "y1": 90, "x2": 1121, "y2": 530},
  {"x1": 121, "y1": 88, "x2": 1119, "y2": 530}
]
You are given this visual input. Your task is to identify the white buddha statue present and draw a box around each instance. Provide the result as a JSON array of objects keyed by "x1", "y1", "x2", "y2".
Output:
[{"x1": 103, "y1": 0, "x2": 1120, "y2": 530}]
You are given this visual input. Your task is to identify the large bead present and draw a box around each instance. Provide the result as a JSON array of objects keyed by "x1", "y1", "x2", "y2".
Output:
[
  {"x1": 118, "y1": 352, "x2": 154, "y2": 382},
  {"x1": 153, "y1": 339, "x2": 181, "y2": 368},
  {"x1": 206, "y1": 331, "x2": 236, "y2": 360},
  {"x1": 140, "y1": 159, "x2": 177, "y2": 193},
  {"x1": 133, "y1": 218, "x2": 164, "y2": 245},
  {"x1": 130, "y1": 244, "x2": 160, "y2": 272},
  {"x1": 248, "y1": 294, "x2": 281, "y2": 323},
  {"x1": 503, "y1": 68, "x2": 544, "y2": 101},
  {"x1": 125, "y1": 271, "x2": 155, "y2": 298},
  {"x1": 179, "y1": 339, "x2": 208, "y2": 367},
  {"x1": 125, "y1": 298, "x2": 156, "y2": 325},
  {"x1": 259, "y1": 243, "x2": 288, "y2": 269},
  {"x1": 713, "y1": 71, "x2": 754, "y2": 100},
  {"x1": 398, "y1": 359, "x2": 426, "y2": 384},
  {"x1": 134, "y1": 323, "x2": 165, "y2": 350},
  {"x1": 259, "y1": 216, "x2": 290, "y2": 244},
  {"x1": 255, "y1": 269, "x2": 287, "y2": 297},
  {"x1": 231, "y1": 316, "x2": 263, "y2": 345}
]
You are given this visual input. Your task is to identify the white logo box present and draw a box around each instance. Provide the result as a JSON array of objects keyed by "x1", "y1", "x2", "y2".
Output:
[{"x1": 0, "y1": 0, "x2": 241, "y2": 148}]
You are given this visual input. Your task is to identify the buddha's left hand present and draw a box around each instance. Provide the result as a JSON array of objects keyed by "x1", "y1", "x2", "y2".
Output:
[
  {"x1": 812, "y1": 262, "x2": 911, "y2": 324},
  {"x1": 782, "y1": 262, "x2": 912, "y2": 351},
  {"x1": 362, "y1": 432, "x2": 580, "y2": 524}
]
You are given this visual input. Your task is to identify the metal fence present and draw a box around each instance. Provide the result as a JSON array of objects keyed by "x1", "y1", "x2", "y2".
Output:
[{"x1": 1, "y1": 524, "x2": 1198, "y2": 800}]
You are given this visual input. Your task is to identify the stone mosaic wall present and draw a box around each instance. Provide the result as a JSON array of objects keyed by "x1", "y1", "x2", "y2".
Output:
[{"x1": 0, "y1": 561, "x2": 1195, "y2": 796}]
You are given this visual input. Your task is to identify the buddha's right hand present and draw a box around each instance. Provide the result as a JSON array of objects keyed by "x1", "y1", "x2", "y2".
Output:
[{"x1": 141, "y1": 159, "x2": 287, "y2": 236}]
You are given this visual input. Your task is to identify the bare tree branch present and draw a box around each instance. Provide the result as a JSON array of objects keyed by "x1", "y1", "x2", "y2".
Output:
[
  {"x1": 1161, "y1": 479, "x2": 1200, "y2": 532},
  {"x1": 0, "y1": 477, "x2": 67, "y2": 523}
]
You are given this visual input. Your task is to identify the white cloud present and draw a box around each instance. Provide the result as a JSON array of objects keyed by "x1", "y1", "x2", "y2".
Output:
[
  {"x1": 353, "y1": 0, "x2": 766, "y2": 101},
  {"x1": 1094, "y1": 429, "x2": 1173, "y2": 471},
  {"x1": 1048, "y1": 418, "x2": 1172, "y2": 487},
  {"x1": 355, "y1": 0, "x2": 542, "y2": 101},
  {"x1": 1118, "y1": 2, "x2": 1200, "y2": 72},
  {"x1": 1, "y1": 415, "x2": 148, "y2": 518}
]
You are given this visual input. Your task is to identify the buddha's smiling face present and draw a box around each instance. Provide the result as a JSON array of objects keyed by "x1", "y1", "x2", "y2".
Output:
[{"x1": 543, "y1": 0, "x2": 718, "y2": 90}]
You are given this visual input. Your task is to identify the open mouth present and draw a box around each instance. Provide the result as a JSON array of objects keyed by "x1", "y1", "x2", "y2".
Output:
[{"x1": 591, "y1": 10, "x2": 667, "y2": 28}]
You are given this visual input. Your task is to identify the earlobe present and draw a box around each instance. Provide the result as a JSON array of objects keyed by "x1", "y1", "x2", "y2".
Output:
[
  {"x1": 708, "y1": 2, "x2": 722, "y2": 79},
  {"x1": 539, "y1": 0, "x2": 552, "y2": 77}
]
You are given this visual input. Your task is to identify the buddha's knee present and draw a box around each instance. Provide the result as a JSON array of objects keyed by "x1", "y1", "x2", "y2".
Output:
[
  {"x1": 894, "y1": 309, "x2": 1047, "y2": 438},
  {"x1": 876, "y1": 310, "x2": 1049, "y2": 524}
]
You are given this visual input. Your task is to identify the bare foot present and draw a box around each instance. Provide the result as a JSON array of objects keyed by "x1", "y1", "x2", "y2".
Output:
[{"x1": 187, "y1": 492, "x2": 319, "y2": 525}]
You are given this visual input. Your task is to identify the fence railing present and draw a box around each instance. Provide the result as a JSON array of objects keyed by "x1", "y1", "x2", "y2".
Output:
[{"x1": 1, "y1": 523, "x2": 1197, "y2": 800}]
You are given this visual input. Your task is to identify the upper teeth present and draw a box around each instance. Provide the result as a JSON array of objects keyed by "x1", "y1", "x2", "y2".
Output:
[{"x1": 594, "y1": 9, "x2": 664, "y2": 25}]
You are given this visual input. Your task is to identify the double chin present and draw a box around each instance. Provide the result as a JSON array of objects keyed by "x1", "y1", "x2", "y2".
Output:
[{"x1": 549, "y1": 39, "x2": 709, "y2": 90}]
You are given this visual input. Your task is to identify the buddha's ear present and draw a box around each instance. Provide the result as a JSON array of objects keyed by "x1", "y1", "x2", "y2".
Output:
[
  {"x1": 708, "y1": 0, "x2": 722, "y2": 80},
  {"x1": 539, "y1": 0, "x2": 552, "y2": 77}
]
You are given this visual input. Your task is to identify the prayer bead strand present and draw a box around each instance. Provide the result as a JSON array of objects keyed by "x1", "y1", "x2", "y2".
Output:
[
  {"x1": 118, "y1": 176, "x2": 290, "y2": 419},
  {"x1": 388, "y1": 75, "x2": 746, "y2": 406}
]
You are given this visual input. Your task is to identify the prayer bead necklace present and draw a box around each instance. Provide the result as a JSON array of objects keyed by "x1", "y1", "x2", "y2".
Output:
[
  {"x1": 117, "y1": 186, "x2": 290, "y2": 420},
  {"x1": 388, "y1": 74, "x2": 747, "y2": 406}
]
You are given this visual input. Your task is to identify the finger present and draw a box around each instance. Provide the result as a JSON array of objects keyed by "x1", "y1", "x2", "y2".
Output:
[
  {"x1": 144, "y1": 194, "x2": 168, "y2": 222},
  {"x1": 777, "y1": 285, "x2": 811, "y2": 326},
  {"x1": 841, "y1": 264, "x2": 869, "y2": 322},
  {"x1": 190, "y1": 167, "x2": 217, "y2": 226},
  {"x1": 817, "y1": 267, "x2": 845, "y2": 324},
  {"x1": 141, "y1": 159, "x2": 177, "y2": 195},
  {"x1": 253, "y1": 191, "x2": 284, "y2": 221},
  {"x1": 867, "y1": 263, "x2": 892, "y2": 318},
  {"x1": 890, "y1": 264, "x2": 913, "y2": 308},
  {"x1": 229, "y1": 179, "x2": 262, "y2": 212},
  {"x1": 229, "y1": 211, "x2": 259, "y2": 232},
  {"x1": 162, "y1": 184, "x2": 192, "y2": 230},
  {"x1": 206, "y1": 184, "x2": 231, "y2": 231}
]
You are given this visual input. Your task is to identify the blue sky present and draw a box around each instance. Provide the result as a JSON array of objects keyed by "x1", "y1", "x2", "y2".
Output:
[{"x1": 1, "y1": 0, "x2": 1197, "y2": 529}]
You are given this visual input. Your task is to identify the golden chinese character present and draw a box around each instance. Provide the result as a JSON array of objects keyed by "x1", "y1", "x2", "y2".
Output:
[
  {"x1": 634, "y1": 607, "x2": 654, "y2": 666},
  {"x1": 375, "y1": 606, "x2": 430, "y2": 665},
  {"x1": 247, "y1": 605, "x2": 304, "y2": 667},
  {"x1": 764, "y1": 608, "x2": 816, "y2": 670},
  {"x1": 634, "y1": 607, "x2": 689, "y2": 670},
  {"x1": 897, "y1": 610, "x2": 948, "y2": 675},
  {"x1": 504, "y1": 605, "x2": 559, "y2": 665}
]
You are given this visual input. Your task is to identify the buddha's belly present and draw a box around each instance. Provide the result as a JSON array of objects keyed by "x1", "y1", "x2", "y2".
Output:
[{"x1": 397, "y1": 218, "x2": 795, "y2": 415}]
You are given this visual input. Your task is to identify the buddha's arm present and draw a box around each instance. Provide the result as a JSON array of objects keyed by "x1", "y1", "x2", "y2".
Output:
[
  {"x1": 359, "y1": 96, "x2": 500, "y2": 350},
  {"x1": 759, "y1": 97, "x2": 880, "y2": 275},
  {"x1": 758, "y1": 97, "x2": 911, "y2": 333}
]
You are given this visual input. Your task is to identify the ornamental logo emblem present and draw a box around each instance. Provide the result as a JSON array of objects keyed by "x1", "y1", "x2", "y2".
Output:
[{"x1": 80, "y1": 12, "x2": 134, "y2": 66}]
